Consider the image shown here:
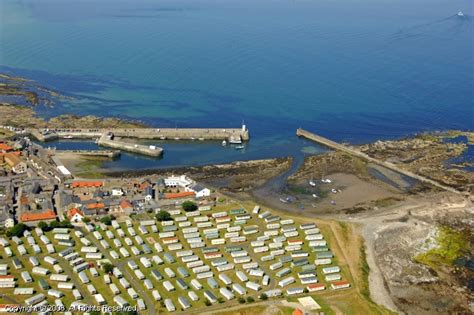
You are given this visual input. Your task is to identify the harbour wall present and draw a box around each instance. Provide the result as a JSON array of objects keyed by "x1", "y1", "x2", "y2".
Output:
[{"x1": 29, "y1": 127, "x2": 249, "y2": 142}]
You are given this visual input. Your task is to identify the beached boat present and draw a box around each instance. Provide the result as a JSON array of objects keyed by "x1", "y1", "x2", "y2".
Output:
[
  {"x1": 63, "y1": 135, "x2": 73, "y2": 139},
  {"x1": 309, "y1": 179, "x2": 316, "y2": 187}
]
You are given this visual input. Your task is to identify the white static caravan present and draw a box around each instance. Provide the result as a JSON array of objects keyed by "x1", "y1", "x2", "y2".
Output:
[
  {"x1": 246, "y1": 281, "x2": 261, "y2": 292},
  {"x1": 119, "y1": 247, "x2": 130, "y2": 258},
  {"x1": 232, "y1": 283, "x2": 246, "y2": 295},
  {"x1": 188, "y1": 291, "x2": 199, "y2": 301},
  {"x1": 58, "y1": 282, "x2": 75, "y2": 290},
  {"x1": 112, "y1": 268, "x2": 123, "y2": 279},
  {"x1": 92, "y1": 231, "x2": 102, "y2": 240},
  {"x1": 134, "y1": 269, "x2": 145, "y2": 280},
  {"x1": 114, "y1": 295, "x2": 129, "y2": 308},
  {"x1": 152, "y1": 290, "x2": 162, "y2": 301},
  {"x1": 219, "y1": 273, "x2": 232, "y2": 285},
  {"x1": 190, "y1": 279, "x2": 202, "y2": 290},
  {"x1": 47, "y1": 289, "x2": 64, "y2": 298},
  {"x1": 50, "y1": 274, "x2": 68, "y2": 282},
  {"x1": 220, "y1": 287, "x2": 235, "y2": 300},
  {"x1": 144, "y1": 279, "x2": 154, "y2": 290},
  {"x1": 164, "y1": 299, "x2": 176, "y2": 312},
  {"x1": 110, "y1": 250, "x2": 119, "y2": 260},
  {"x1": 14, "y1": 287, "x2": 34, "y2": 295},
  {"x1": 94, "y1": 293, "x2": 106, "y2": 305},
  {"x1": 163, "y1": 280, "x2": 175, "y2": 292},
  {"x1": 32, "y1": 267, "x2": 50, "y2": 276},
  {"x1": 21, "y1": 271, "x2": 33, "y2": 283},
  {"x1": 236, "y1": 270, "x2": 248, "y2": 282},
  {"x1": 119, "y1": 278, "x2": 131, "y2": 289},
  {"x1": 140, "y1": 257, "x2": 151, "y2": 268},
  {"x1": 110, "y1": 283, "x2": 120, "y2": 295},
  {"x1": 46, "y1": 244, "x2": 55, "y2": 254},
  {"x1": 127, "y1": 288, "x2": 138, "y2": 299},
  {"x1": 86, "y1": 252, "x2": 102, "y2": 260},
  {"x1": 113, "y1": 239, "x2": 122, "y2": 248},
  {"x1": 100, "y1": 240, "x2": 110, "y2": 249},
  {"x1": 278, "y1": 276, "x2": 295, "y2": 288},
  {"x1": 80, "y1": 238, "x2": 92, "y2": 246},
  {"x1": 78, "y1": 271, "x2": 90, "y2": 284}
]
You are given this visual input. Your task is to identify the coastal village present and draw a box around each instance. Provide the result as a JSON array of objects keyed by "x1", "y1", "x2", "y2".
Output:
[{"x1": 0, "y1": 129, "x2": 350, "y2": 314}]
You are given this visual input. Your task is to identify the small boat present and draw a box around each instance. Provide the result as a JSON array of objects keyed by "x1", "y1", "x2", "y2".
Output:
[
  {"x1": 279, "y1": 198, "x2": 288, "y2": 204},
  {"x1": 228, "y1": 136, "x2": 242, "y2": 144},
  {"x1": 234, "y1": 145, "x2": 245, "y2": 150},
  {"x1": 331, "y1": 189, "x2": 337, "y2": 194},
  {"x1": 457, "y1": 11, "x2": 464, "y2": 17},
  {"x1": 63, "y1": 135, "x2": 73, "y2": 139},
  {"x1": 198, "y1": 137, "x2": 205, "y2": 141},
  {"x1": 309, "y1": 179, "x2": 316, "y2": 187},
  {"x1": 160, "y1": 136, "x2": 166, "y2": 140},
  {"x1": 312, "y1": 194, "x2": 318, "y2": 198},
  {"x1": 222, "y1": 140, "x2": 227, "y2": 146}
]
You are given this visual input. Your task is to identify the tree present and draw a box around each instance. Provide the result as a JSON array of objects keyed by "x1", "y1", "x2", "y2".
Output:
[
  {"x1": 100, "y1": 216, "x2": 112, "y2": 226},
  {"x1": 182, "y1": 201, "x2": 197, "y2": 212},
  {"x1": 83, "y1": 217, "x2": 91, "y2": 223},
  {"x1": 49, "y1": 221, "x2": 59, "y2": 229},
  {"x1": 260, "y1": 293, "x2": 268, "y2": 300},
  {"x1": 303, "y1": 288, "x2": 309, "y2": 294},
  {"x1": 238, "y1": 297, "x2": 246, "y2": 304},
  {"x1": 37, "y1": 221, "x2": 48, "y2": 231},
  {"x1": 246, "y1": 296, "x2": 255, "y2": 303},
  {"x1": 155, "y1": 210, "x2": 172, "y2": 222},
  {"x1": 102, "y1": 263, "x2": 114, "y2": 274},
  {"x1": 7, "y1": 223, "x2": 28, "y2": 237},
  {"x1": 217, "y1": 297, "x2": 225, "y2": 304},
  {"x1": 204, "y1": 300, "x2": 211, "y2": 306}
]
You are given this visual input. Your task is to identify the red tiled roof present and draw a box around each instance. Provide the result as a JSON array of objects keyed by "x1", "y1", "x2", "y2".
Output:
[
  {"x1": 332, "y1": 280, "x2": 350, "y2": 286},
  {"x1": 20, "y1": 210, "x2": 56, "y2": 222},
  {"x1": 67, "y1": 208, "x2": 84, "y2": 219},
  {"x1": 120, "y1": 200, "x2": 133, "y2": 209},
  {"x1": 71, "y1": 181, "x2": 103, "y2": 188},
  {"x1": 292, "y1": 309, "x2": 304, "y2": 315},
  {"x1": 164, "y1": 192, "x2": 195, "y2": 199},
  {"x1": 0, "y1": 143, "x2": 13, "y2": 151},
  {"x1": 86, "y1": 203, "x2": 104, "y2": 210}
]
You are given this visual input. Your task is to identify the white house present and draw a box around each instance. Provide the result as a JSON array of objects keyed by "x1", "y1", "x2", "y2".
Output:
[
  {"x1": 67, "y1": 208, "x2": 85, "y2": 223},
  {"x1": 164, "y1": 175, "x2": 193, "y2": 188},
  {"x1": 111, "y1": 188, "x2": 124, "y2": 196},
  {"x1": 186, "y1": 183, "x2": 210, "y2": 198}
]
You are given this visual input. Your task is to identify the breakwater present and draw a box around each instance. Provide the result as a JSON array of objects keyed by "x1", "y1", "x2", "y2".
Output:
[
  {"x1": 296, "y1": 128, "x2": 462, "y2": 194},
  {"x1": 97, "y1": 134, "x2": 163, "y2": 157},
  {"x1": 55, "y1": 150, "x2": 121, "y2": 158},
  {"x1": 29, "y1": 126, "x2": 249, "y2": 142}
]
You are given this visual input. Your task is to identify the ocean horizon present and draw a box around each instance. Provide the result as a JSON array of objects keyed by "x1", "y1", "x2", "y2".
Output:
[{"x1": 1, "y1": 0, "x2": 473, "y2": 169}]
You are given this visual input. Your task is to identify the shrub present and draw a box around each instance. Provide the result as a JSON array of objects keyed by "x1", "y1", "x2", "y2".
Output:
[
  {"x1": 182, "y1": 201, "x2": 197, "y2": 212},
  {"x1": 260, "y1": 293, "x2": 268, "y2": 300},
  {"x1": 238, "y1": 297, "x2": 246, "y2": 304},
  {"x1": 246, "y1": 296, "x2": 255, "y2": 303}
]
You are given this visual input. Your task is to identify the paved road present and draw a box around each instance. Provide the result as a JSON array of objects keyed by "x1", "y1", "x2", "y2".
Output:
[{"x1": 79, "y1": 227, "x2": 156, "y2": 315}]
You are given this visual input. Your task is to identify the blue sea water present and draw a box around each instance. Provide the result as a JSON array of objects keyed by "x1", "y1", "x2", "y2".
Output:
[{"x1": 1, "y1": 0, "x2": 473, "y2": 169}]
